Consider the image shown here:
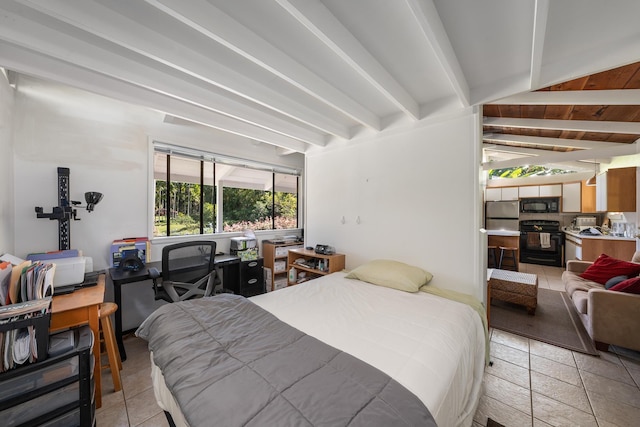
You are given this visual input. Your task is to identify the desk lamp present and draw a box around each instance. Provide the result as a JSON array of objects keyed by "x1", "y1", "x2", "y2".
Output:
[{"x1": 35, "y1": 167, "x2": 103, "y2": 250}]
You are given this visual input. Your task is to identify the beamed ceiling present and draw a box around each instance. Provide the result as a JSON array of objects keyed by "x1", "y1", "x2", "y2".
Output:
[
  {"x1": 0, "y1": 1, "x2": 639, "y2": 167},
  {"x1": 483, "y1": 61, "x2": 640, "y2": 172}
]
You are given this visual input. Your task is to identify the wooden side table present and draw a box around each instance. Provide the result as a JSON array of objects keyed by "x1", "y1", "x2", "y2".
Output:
[{"x1": 287, "y1": 248, "x2": 345, "y2": 285}]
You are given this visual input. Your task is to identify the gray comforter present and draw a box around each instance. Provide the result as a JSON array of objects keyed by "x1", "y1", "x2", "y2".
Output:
[{"x1": 136, "y1": 294, "x2": 437, "y2": 427}]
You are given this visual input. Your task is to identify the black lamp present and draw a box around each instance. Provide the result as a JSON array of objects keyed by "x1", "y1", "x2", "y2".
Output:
[{"x1": 85, "y1": 192, "x2": 104, "y2": 212}]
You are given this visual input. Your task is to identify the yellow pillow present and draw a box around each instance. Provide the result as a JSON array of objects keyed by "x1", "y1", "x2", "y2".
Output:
[{"x1": 345, "y1": 259, "x2": 433, "y2": 292}]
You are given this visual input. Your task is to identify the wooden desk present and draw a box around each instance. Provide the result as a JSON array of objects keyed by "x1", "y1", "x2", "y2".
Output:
[{"x1": 51, "y1": 274, "x2": 105, "y2": 409}]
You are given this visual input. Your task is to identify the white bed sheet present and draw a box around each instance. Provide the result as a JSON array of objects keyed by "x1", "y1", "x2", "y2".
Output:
[{"x1": 150, "y1": 272, "x2": 485, "y2": 427}]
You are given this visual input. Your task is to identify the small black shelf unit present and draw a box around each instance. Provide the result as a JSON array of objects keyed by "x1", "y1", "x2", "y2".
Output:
[{"x1": 0, "y1": 325, "x2": 95, "y2": 427}]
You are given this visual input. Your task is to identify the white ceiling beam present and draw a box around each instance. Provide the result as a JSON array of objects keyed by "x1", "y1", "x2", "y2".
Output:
[
  {"x1": 0, "y1": 6, "x2": 325, "y2": 147},
  {"x1": 145, "y1": 0, "x2": 381, "y2": 131},
  {"x1": 483, "y1": 133, "x2": 628, "y2": 150},
  {"x1": 0, "y1": 42, "x2": 309, "y2": 153},
  {"x1": 484, "y1": 117, "x2": 640, "y2": 134},
  {"x1": 275, "y1": 0, "x2": 419, "y2": 120},
  {"x1": 483, "y1": 145, "x2": 592, "y2": 171},
  {"x1": 482, "y1": 141, "x2": 638, "y2": 170},
  {"x1": 10, "y1": 0, "x2": 351, "y2": 139},
  {"x1": 404, "y1": 0, "x2": 470, "y2": 108},
  {"x1": 492, "y1": 89, "x2": 640, "y2": 105},
  {"x1": 529, "y1": 0, "x2": 549, "y2": 89}
]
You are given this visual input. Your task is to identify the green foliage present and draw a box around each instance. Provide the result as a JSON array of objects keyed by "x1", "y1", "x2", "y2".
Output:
[
  {"x1": 488, "y1": 165, "x2": 574, "y2": 179},
  {"x1": 154, "y1": 179, "x2": 297, "y2": 236}
]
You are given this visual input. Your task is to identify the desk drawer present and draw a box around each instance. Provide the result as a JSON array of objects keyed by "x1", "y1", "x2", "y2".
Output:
[{"x1": 240, "y1": 259, "x2": 264, "y2": 296}]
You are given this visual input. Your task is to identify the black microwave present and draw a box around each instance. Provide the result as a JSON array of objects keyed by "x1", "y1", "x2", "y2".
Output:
[{"x1": 520, "y1": 197, "x2": 560, "y2": 213}]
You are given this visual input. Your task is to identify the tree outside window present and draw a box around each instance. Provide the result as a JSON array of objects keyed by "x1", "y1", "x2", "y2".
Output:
[{"x1": 153, "y1": 149, "x2": 298, "y2": 237}]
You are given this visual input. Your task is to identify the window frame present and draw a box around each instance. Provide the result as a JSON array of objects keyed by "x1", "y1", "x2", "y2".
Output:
[{"x1": 150, "y1": 141, "x2": 301, "y2": 239}]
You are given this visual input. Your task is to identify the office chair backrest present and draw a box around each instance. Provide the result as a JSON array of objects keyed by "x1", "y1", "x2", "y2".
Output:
[{"x1": 161, "y1": 240, "x2": 216, "y2": 285}]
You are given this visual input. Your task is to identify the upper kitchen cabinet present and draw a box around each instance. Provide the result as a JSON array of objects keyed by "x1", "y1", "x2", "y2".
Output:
[
  {"x1": 595, "y1": 167, "x2": 637, "y2": 212},
  {"x1": 562, "y1": 181, "x2": 597, "y2": 213},
  {"x1": 485, "y1": 187, "x2": 518, "y2": 201},
  {"x1": 581, "y1": 181, "x2": 597, "y2": 213},
  {"x1": 519, "y1": 184, "x2": 561, "y2": 198},
  {"x1": 562, "y1": 182, "x2": 581, "y2": 212},
  {"x1": 540, "y1": 184, "x2": 562, "y2": 197}
]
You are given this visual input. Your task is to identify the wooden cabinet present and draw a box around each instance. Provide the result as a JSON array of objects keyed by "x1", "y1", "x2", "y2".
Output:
[
  {"x1": 263, "y1": 240, "x2": 304, "y2": 291},
  {"x1": 485, "y1": 186, "x2": 518, "y2": 201},
  {"x1": 562, "y1": 181, "x2": 597, "y2": 213},
  {"x1": 519, "y1": 184, "x2": 561, "y2": 198},
  {"x1": 596, "y1": 167, "x2": 636, "y2": 212},
  {"x1": 581, "y1": 181, "x2": 597, "y2": 213},
  {"x1": 562, "y1": 182, "x2": 581, "y2": 212},
  {"x1": 581, "y1": 238, "x2": 636, "y2": 262},
  {"x1": 518, "y1": 185, "x2": 539, "y2": 198},
  {"x1": 540, "y1": 184, "x2": 562, "y2": 197},
  {"x1": 287, "y1": 248, "x2": 345, "y2": 285},
  {"x1": 485, "y1": 188, "x2": 501, "y2": 201}
]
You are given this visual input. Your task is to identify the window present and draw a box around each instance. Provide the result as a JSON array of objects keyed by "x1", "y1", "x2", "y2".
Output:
[{"x1": 153, "y1": 143, "x2": 299, "y2": 237}]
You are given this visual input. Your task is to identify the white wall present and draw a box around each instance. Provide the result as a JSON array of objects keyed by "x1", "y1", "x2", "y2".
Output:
[
  {"x1": 305, "y1": 109, "x2": 485, "y2": 299},
  {"x1": 0, "y1": 72, "x2": 15, "y2": 254},
  {"x1": 11, "y1": 75, "x2": 304, "y2": 267},
  {"x1": 10, "y1": 75, "x2": 304, "y2": 329}
]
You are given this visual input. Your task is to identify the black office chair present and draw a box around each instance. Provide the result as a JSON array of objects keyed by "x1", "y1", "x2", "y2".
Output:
[{"x1": 149, "y1": 241, "x2": 220, "y2": 303}]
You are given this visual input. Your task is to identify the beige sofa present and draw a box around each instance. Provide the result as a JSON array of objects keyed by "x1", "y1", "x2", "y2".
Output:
[{"x1": 562, "y1": 252, "x2": 640, "y2": 352}]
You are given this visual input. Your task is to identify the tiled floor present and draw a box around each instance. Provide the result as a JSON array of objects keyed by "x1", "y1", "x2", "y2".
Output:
[
  {"x1": 474, "y1": 264, "x2": 640, "y2": 427},
  {"x1": 97, "y1": 264, "x2": 640, "y2": 427}
]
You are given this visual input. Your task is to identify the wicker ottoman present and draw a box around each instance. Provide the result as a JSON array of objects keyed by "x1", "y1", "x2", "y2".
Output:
[{"x1": 489, "y1": 269, "x2": 538, "y2": 315}]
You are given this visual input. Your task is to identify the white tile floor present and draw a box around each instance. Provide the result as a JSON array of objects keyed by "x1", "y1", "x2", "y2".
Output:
[
  {"x1": 474, "y1": 264, "x2": 640, "y2": 427},
  {"x1": 97, "y1": 264, "x2": 640, "y2": 427}
]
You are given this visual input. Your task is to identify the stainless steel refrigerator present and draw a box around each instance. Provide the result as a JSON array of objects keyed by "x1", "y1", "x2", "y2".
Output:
[{"x1": 485, "y1": 200, "x2": 520, "y2": 231}]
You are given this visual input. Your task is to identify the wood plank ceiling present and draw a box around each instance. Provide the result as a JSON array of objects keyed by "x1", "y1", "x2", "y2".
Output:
[{"x1": 483, "y1": 62, "x2": 640, "y2": 171}]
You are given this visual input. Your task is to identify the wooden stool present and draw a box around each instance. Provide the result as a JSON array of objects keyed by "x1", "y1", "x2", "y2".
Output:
[
  {"x1": 99, "y1": 302, "x2": 122, "y2": 392},
  {"x1": 498, "y1": 246, "x2": 518, "y2": 271},
  {"x1": 488, "y1": 245, "x2": 498, "y2": 268}
]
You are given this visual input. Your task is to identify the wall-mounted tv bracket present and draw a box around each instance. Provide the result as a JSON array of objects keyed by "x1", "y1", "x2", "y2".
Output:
[{"x1": 35, "y1": 167, "x2": 79, "y2": 250}]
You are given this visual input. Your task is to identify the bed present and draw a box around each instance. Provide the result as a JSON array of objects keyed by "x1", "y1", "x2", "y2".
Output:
[{"x1": 137, "y1": 267, "x2": 486, "y2": 427}]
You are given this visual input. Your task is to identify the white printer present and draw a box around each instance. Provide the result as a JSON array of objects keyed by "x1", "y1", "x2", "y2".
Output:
[{"x1": 229, "y1": 237, "x2": 257, "y2": 253}]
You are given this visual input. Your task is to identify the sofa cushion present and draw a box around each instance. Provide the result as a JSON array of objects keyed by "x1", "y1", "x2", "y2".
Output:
[
  {"x1": 571, "y1": 290, "x2": 589, "y2": 315},
  {"x1": 563, "y1": 270, "x2": 604, "y2": 297},
  {"x1": 610, "y1": 277, "x2": 640, "y2": 294},
  {"x1": 605, "y1": 275, "x2": 628, "y2": 289},
  {"x1": 579, "y1": 254, "x2": 640, "y2": 285}
]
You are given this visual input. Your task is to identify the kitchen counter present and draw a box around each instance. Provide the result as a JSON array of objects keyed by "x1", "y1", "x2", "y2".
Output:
[
  {"x1": 564, "y1": 228, "x2": 637, "y2": 262},
  {"x1": 485, "y1": 229, "x2": 521, "y2": 237},
  {"x1": 563, "y1": 228, "x2": 636, "y2": 241}
]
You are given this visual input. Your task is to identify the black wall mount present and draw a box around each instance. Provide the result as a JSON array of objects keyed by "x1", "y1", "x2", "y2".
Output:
[{"x1": 35, "y1": 167, "x2": 103, "y2": 250}]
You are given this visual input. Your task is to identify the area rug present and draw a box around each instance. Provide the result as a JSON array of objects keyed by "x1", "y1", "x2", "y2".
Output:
[
  {"x1": 487, "y1": 419, "x2": 506, "y2": 427},
  {"x1": 490, "y1": 288, "x2": 599, "y2": 356}
]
